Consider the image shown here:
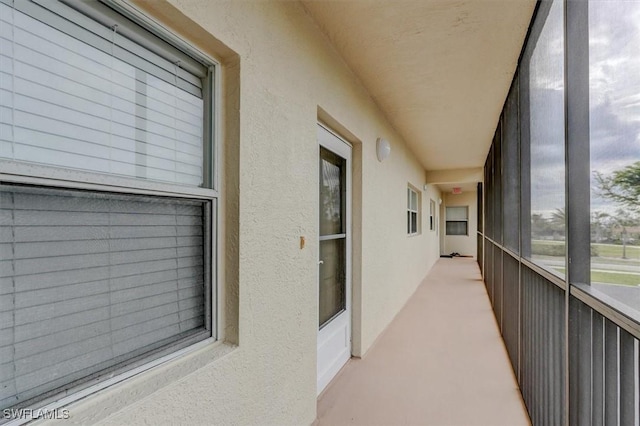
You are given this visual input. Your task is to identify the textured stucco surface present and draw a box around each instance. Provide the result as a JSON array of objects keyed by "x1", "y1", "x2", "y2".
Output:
[
  {"x1": 57, "y1": 1, "x2": 440, "y2": 425},
  {"x1": 302, "y1": 0, "x2": 537, "y2": 171}
]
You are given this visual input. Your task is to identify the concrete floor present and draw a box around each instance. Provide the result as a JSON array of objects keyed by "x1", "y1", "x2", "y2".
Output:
[{"x1": 316, "y1": 258, "x2": 531, "y2": 426}]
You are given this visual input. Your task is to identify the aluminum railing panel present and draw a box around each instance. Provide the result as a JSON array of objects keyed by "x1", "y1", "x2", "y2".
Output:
[
  {"x1": 604, "y1": 319, "x2": 619, "y2": 426},
  {"x1": 480, "y1": 241, "x2": 639, "y2": 426},
  {"x1": 503, "y1": 253, "x2": 519, "y2": 374},
  {"x1": 519, "y1": 264, "x2": 565, "y2": 425},
  {"x1": 591, "y1": 312, "x2": 604, "y2": 426},
  {"x1": 619, "y1": 328, "x2": 636, "y2": 426},
  {"x1": 494, "y1": 245, "x2": 503, "y2": 328}
]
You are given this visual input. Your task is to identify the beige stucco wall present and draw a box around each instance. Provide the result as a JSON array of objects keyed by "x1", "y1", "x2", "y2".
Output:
[
  {"x1": 60, "y1": 1, "x2": 441, "y2": 425},
  {"x1": 443, "y1": 191, "x2": 478, "y2": 257}
]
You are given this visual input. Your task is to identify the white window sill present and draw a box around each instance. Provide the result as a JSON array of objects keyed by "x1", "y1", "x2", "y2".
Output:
[{"x1": 22, "y1": 341, "x2": 237, "y2": 426}]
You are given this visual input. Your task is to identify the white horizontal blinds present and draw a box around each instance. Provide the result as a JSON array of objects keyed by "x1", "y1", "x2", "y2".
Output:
[
  {"x1": 446, "y1": 206, "x2": 468, "y2": 221},
  {"x1": 445, "y1": 206, "x2": 468, "y2": 235},
  {"x1": 407, "y1": 188, "x2": 418, "y2": 211},
  {"x1": 0, "y1": 1, "x2": 205, "y2": 187},
  {"x1": 446, "y1": 221, "x2": 467, "y2": 235},
  {"x1": 0, "y1": 184, "x2": 208, "y2": 408},
  {"x1": 407, "y1": 188, "x2": 418, "y2": 234}
]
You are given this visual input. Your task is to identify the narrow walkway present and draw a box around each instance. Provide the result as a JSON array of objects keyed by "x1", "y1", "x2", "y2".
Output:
[{"x1": 317, "y1": 258, "x2": 530, "y2": 426}]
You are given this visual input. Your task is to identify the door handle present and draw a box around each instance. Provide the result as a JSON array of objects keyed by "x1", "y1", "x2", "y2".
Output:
[{"x1": 318, "y1": 260, "x2": 324, "y2": 265}]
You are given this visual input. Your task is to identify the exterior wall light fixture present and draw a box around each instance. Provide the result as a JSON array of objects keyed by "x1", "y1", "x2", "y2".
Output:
[{"x1": 376, "y1": 138, "x2": 391, "y2": 162}]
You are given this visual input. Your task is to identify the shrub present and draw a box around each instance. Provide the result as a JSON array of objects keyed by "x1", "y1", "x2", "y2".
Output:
[{"x1": 532, "y1": 241, "x2": 565, "y2": 256}]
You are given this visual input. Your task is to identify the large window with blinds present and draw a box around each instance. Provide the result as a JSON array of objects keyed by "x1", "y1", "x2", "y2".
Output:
[{"x1": 0, "y1": 0, "x2": 216, "y2": 414}]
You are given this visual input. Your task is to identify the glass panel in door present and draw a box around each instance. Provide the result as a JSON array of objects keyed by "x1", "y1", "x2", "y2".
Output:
[{"x1": 319, "y1": 146, "x2": 346, "y2": 327}]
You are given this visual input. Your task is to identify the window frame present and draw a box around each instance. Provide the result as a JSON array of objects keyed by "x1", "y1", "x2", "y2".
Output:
[
  {"x1": 446, "y1": 206, "x2": 469, "y2": 236},
  {"x1": 429, "y1": 198, "x2": 436, "y2": 231},
  {"x1": 519, "y1": 0, "x2": 565, "y2": 277},
  {"x1": 479, "y1": 1, "x2": 640, "y2": 422},
  {"x1": 0, "y1": 0, "x2": 221, "y2": 417},
  {"x1": 407, "y1": 185, "x2": 420, "y2": 236},
  {"x1": 0, "y1": 0, "x2": 221, "y2": 197}
]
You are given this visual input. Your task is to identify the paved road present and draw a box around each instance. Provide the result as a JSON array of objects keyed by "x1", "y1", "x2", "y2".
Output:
[
  {"x1": 592, "y1": 262, "x2": 640, "y2": 274},
  {"x1": 593, "y1": 283, "x2": 640, "y2": 314},
  {"x1": 536, "y1": 258, "x2": 640, "y2": 274},
  {"x1": 532, "y1": 256, "x2": 640, "y2": 312}
]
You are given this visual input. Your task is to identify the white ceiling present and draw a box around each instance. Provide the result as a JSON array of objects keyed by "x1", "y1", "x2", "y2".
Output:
[
  {"x1": 302, "y1": 0, "x2": 536, "y2": 171},
  {"x1": 437, "y1": 182, "x2": 478, "y2": 194}
]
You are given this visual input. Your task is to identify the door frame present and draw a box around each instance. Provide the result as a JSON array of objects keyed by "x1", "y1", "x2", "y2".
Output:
[{"x1": 317, "y1": 122, "x2": 352, "y2": 395}]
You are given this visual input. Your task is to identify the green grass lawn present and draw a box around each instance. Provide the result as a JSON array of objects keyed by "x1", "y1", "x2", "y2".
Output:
[
  {"x1": 590, "y1": 257, "x2": 640, "y2": 266},
  {"x1": 532, "y1": 240, "x2": 640, "y2": 286},
  {"x1": 554, "y1": 267, "x2": 639, "y2": 286},
  {"x1": 593, "y1": 244, "x2": 640, "y2": 259},
  {"x1": 532, "y1": 240, "x2": 640, "y2": 260}
]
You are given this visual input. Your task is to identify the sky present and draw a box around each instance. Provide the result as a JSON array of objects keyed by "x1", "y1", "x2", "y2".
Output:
[
  {"x1": 527, "y1": 0, "x2": 640, "y2": 218},
  {"x1": 529, "y1": 0, "x2": 565, "y2": 218},
  {"x1": 589, "y1": 0, "x2": 640, "y2": 214}
]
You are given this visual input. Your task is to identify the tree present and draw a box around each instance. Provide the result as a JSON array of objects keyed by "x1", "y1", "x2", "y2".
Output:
[
  {"x1": 550, "y1": 208, "x2": 566, "y2": 230},
  {"x1": 591, "y1": 211, "x2": 611, "y2": 243},
  {"x1": 610, "y1": 209, "x2": 640, "y2": 259},
  {"x1": 531, "y1": 213, "x2": 552, "y2": 239},
  {"x1": 595, "y1": 161, "x2": 640, "y2": 213}
]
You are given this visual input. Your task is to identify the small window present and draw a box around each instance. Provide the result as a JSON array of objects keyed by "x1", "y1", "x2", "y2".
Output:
[
  {"x1": 446, "y1": 206, "x2": 469, "y2": 236},
  {"x1": 407, "y1": 186, "x2": 420, "y2": 235},
  {"x1": 429, "y1": 199, "x2": 436, "y2": 231}
]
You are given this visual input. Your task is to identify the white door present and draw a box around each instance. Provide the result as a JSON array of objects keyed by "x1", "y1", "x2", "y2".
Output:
[{"x1": 317, "y1": 124, "x2": 351, "y2": 395}]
